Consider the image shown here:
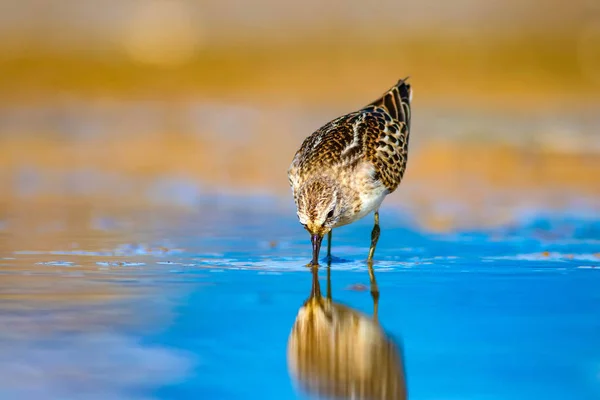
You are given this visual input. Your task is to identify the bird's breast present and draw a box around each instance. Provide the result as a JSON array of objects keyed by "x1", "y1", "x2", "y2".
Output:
[{"x1": 334, "y1": 162, "x2": 389, "y2": 227}]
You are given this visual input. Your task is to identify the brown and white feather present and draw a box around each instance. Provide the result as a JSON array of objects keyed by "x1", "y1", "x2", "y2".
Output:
[{"x1": 288, "y1": 78, "x2": 412, "y2": 232}]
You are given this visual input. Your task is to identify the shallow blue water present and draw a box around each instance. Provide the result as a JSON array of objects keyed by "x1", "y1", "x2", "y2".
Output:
[{"x1": 1, "y1": 198, "x2": 599, "y2": 399}]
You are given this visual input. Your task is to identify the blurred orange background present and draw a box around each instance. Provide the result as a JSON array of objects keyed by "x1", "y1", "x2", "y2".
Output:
[{"x1": 1, "y1": 0, "x2": 599, "y2": 232}]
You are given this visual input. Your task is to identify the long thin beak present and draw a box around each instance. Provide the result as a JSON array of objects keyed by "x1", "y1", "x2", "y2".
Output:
[{"x1": 311, "y1": 233, "x2": 323, "y2": 266}]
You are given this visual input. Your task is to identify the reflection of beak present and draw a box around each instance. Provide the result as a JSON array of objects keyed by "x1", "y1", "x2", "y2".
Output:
[
  {"x1": 310, "y1": 264, "x2": 321, "y2": 298},
  {"x1": 311, "y1": 233, "x2": 323, "y2": 265}
]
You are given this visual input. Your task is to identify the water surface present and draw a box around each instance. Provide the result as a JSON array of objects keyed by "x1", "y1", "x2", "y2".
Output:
[{"x1": 1, "y1": 197, "x2": 599, "y2": 399}]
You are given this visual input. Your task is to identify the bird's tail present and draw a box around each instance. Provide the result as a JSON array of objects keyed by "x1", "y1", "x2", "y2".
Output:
[{"x1": 367, "y1": 77, "x2": 412, "y2": 127}]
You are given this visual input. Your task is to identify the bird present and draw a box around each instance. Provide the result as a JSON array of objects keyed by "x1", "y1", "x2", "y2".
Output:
[{"x1": 288, "y1": 77, "x2": 412, "y2": 266}]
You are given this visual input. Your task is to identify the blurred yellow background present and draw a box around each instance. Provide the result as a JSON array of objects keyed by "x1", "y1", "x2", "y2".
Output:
[{"x1": 1, "y1": 0, "x2": 599, "y2": 232}]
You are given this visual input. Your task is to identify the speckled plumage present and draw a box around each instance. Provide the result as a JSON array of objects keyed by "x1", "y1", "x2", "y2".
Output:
[
  {"x1": 288, "y1": 78, "x2": 412, "y2": 263},
  {"x1": 289, "y1": 80, "x2": 411, "y2": 194}
]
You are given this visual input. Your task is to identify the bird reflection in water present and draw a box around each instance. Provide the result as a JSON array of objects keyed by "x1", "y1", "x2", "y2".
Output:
[{"x1": 287, "y1": 263, "x2": 407, "y2": 400}]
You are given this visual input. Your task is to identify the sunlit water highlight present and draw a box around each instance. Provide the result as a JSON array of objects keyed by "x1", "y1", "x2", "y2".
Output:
[{"x1": 0, "y1": 197, "x2": 599, "y2": 400}]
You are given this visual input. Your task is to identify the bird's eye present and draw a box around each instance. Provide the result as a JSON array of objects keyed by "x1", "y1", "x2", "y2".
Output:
[{"x1": 326, "y1": 209, "x2": 335, "y2": 220}]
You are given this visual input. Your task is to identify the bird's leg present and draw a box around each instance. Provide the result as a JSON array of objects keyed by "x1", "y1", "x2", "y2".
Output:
[
  {"x1": 326, "y1": 230, "x2": 332, "y2": 262},
  {"x1": 367, "y1": 210, "x2": 380, "y2": 262},
  {"x1": 367, "y1": 211, "x2": 380, "y2": 321},
  {"x1": 368, "y1": 260, "x2": 380, "y2": 322}
]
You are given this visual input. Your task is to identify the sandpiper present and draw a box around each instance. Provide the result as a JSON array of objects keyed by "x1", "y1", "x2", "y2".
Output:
[{"x1": 288, "y1": 78, "x2": 412, "y2": 265}]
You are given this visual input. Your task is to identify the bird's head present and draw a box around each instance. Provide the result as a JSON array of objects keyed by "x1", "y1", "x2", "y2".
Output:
[{"x1": 294, "y1": 176, "x2": 345, "y2": 264}]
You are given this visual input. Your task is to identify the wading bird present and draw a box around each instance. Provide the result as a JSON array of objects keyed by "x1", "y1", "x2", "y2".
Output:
[{"x1": 288, "y1": 78, "x2": 412, "y2": 265}]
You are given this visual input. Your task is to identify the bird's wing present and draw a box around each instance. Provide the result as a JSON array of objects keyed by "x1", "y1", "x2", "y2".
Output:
[
  {"x1": 362, "y1": 107, "x2": 410, "y2": 192},
  {"x1": 288, "y1": 111, "x2": 365, "y2": 189},
  {"x1": 363, "y1": 78, "x2": 412, "y2": 192},
  {"x1": 288, "y1": 78, "x2": 412, "y2": 193}
]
